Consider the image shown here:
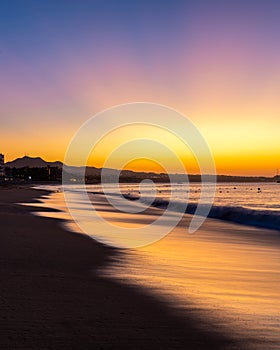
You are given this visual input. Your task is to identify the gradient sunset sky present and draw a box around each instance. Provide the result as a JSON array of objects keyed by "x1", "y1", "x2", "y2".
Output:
[{"x1": 0, "y1": 0, "x2": 279, "y2": 176}]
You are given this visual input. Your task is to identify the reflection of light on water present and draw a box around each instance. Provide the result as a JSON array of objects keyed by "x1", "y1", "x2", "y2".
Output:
[
  {"x1": 32, "y1": 182, "x2": 280, "y2": 213},
  {"x1": 102, "y1": 221, "x2": 280, "y2": 349},
  {"x1": 25, "y1": 185, "x2": 280, "y2": 349},
  {"x1": 29, "y1": 182, "x2": 280, "y2": 237}
]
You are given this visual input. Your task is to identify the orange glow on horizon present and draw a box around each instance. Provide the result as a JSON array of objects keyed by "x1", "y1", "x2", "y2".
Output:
[
  {"x1": 2, "y1": 117, "x2": 279, "y2": 177},
  {"x1": 1, "y1": 2, "x2": 279, "y2": 178}
]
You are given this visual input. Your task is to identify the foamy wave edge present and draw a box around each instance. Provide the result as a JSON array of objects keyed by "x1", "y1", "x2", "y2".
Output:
[{"x1": 150, "y1": 198, "x2": 280, "y2": 231}]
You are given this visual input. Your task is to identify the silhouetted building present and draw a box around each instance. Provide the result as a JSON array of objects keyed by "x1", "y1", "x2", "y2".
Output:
[{"x1": 0, "y1": 153, "x2": 4, "y2": 179}]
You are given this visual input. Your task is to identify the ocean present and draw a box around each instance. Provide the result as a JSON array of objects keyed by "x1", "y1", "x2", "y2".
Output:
[
  {"x1": 35, "y1": 182, "x2": 280, "y2": 232},
  {"x1": 27, "y1": 182, "x2": 280, "y2": 349}
]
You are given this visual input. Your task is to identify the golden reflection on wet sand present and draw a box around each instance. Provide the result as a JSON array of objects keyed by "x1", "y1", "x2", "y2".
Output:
[
  {"x1": 32, "y1": 191, "x2": 280, "y2": 349},
  {"x1": 96, "y1": 196, "x2": 280, "y2": 349}
]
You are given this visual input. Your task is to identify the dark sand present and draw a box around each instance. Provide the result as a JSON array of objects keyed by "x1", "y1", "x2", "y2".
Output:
[{"x1": 0, "y1": 186, "x2": 242, "y2": 349}]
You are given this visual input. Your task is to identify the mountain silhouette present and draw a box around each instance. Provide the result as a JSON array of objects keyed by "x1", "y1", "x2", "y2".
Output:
[{"x1": 5, "y1": 156, "x2": 63, "y2": 169}]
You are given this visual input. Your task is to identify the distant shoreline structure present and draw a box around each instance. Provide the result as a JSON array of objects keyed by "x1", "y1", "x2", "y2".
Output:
[{"x1": 0, "y1": 155, "x2": 279, "y2": 184}]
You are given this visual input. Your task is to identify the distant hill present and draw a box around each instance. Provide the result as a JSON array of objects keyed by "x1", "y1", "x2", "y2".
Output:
[
  {"x1": 3, "y1": 156, "x2": 276, "y2": 183},
  {"x1": 5, "y1": 156, "x2": 63, "y2": 169}
]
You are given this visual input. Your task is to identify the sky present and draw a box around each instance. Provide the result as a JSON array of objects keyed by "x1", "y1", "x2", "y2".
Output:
[{"x1": 0, "y1": 0, "x2": 279, "y2": 176}]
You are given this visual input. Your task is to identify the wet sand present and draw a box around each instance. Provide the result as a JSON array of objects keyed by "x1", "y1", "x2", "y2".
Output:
[
  {"x1": 0, "y1": 186, "x2": 241, "y2": 349},
  {"x1": 91, "y1": 194, "x2": 280, "y2": 350}
]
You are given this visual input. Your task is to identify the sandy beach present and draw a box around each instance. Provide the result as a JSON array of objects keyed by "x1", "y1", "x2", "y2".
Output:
[
  {"x1": 89, "y1": 191, "x2": 280, "y2": 350},
  {"x1": 0, "y1": 186, "x2": 244, "y2": 349},
  {"x1": 2, "y1": 0, "x2": 279, "y2": 348}
]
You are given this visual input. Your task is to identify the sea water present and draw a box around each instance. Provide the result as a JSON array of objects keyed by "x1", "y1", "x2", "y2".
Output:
[
  {"x1": 36, "y1": 182, "x2": 280, "y2": 231},
  {"x1": 30, "y1": 182, "x2": 280, "y2": 349}
]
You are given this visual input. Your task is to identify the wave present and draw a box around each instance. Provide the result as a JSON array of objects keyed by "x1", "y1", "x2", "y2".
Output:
[
  {"x1": 123, "y1": 194, "x2": 280, "y2": 231},
  {"x1": 202, "y1": 205, "x2": 280, "y2": 231},
  {"x1": 36, "y1": 186, "x2": 280, "y2": 232}
]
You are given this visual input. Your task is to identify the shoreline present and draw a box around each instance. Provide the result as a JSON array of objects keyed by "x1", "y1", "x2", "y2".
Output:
[
  {"x1": 94, "y1": 188, "x2": 280, "y2": 233},
  {"x1": 89, "y1": 191, "x2": 280, "y2": 350},
  {"x1": 0, "y1": 186, "x2": 240, "y2": 349}
]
